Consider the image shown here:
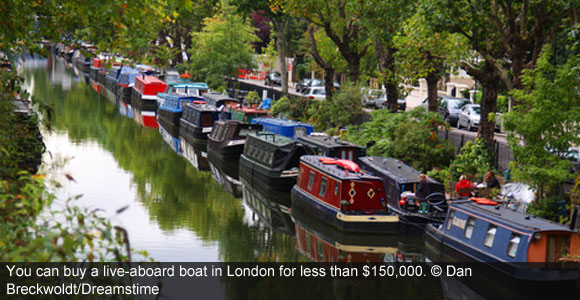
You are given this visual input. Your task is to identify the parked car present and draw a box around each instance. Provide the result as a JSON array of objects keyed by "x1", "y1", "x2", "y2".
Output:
[
  {"x1": 296, "y1": 78, "x2": 324, "y2": 93},
  {"x1": 420, "y1": 95, "x2": 471, "y2": 126},
  {"x1": 457, "y1": 104, "x2": 501, "y2": 132},
  {"x1": 363, "y1": 91, "x2": 406, "y2": 111},
  {"x1": 265, "y1": 71, "x2": 281, "y2": 86},
  {"x1": 361, "y1": 89, "x2": 383, "y2": 108},
  {"x1": 550, "y1": 146, "x2": 580, "y2": 172},
  {"x1": 302, "y1": 87, "x2": 326, "y2": 100}
]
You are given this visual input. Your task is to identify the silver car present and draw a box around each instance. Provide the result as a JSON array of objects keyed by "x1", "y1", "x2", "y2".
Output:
[{"x1": 457, "y1": 104, "x2": 501, "y2": 132}]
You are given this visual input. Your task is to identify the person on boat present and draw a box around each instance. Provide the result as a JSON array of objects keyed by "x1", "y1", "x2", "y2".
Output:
[
  {"x1": 417, "y1": 174, "x2": 431, "y2": 213},
  {"x1": 485, "y1": 171, "x2": 501, "y2": 189},
  {"x1": 455, "y1": 175, "x2": 473, "y2": 197}
]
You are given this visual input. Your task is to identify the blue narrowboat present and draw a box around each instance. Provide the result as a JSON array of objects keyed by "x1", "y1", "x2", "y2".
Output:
[
  {"x1": 179, "y1": 103, "x2": 220, "y2": 148},
  {"x1": 157, "y1": 94, "x2": 204, "y2": 138},
  {"x1": 291, "y1": 155, "x2": 399, "y2": 234},
  {"x1": 157, "y1": 82, "x2": 210, "y2": 108},
  {"x1": 116, "y1": 68, "x2": 140, "y2": 105},
  {"x1": 358, "y1": 156, "x2": 446, "y2": 225},
  {"x1": 425, "y1": 201, "x2": 580, "y2": 297},
  {"x1": 251, "y1": 118, "x2": 314, "y2": 139},
  {"x1": 158, "y1": 122, "x2": 182, "y2": 154},
  {"x1": 239, "y1": 131, "x2": 312, "y2": 192}
]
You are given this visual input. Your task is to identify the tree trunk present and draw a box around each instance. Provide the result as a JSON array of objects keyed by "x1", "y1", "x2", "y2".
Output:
[
  {"x1": 274, "y1": 17, "x2": 289, "y2": 94},
  {"x1": 426, "y1": 74, "x2": 439, "y2": 112},
  {"x1": 478, "y1": 67, "x2": 499, "y2": 149},
  {"x1": 375, "y1": 40, "x2": 398, "y2": 111},
  {"x1": 307, "y1": 22, "x2": 334, "y2": 99}
]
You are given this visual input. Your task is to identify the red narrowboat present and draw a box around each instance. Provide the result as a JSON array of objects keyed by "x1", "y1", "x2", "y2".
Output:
[
  {"x1": 131, "y1": 75, "x2": 167, "y2": 111},
  {"x1": 89, "y1": 58, "x2": 102, "y2": 80},
  {"x1": 291, "y1": 155, "x2": 399, "y2": 234}
]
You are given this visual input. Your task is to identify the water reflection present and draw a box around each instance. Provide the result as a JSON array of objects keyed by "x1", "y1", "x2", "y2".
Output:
[{"x1": 20, "y1": 56, "x2": 297, "y2": 262}]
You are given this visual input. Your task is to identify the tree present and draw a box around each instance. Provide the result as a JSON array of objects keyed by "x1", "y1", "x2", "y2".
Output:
[
  {"x1": 432, "y1": 0, "x2": 572, "y2": 146},
  {"x1": 395, "y1": 10, "x2": 469, "y2": 113},
  {"x1": 289, "y1": 0, "x2": 370, "y2": 83},
  {"x1": 188, "y1": 2, "x2": 259, "y2": 88},
  {"x1": 359, "y1": 0, "x2": 413, "y2": 111},
  {"x1": 503, "y1": 46, "x2": 580, "y2": 198}
]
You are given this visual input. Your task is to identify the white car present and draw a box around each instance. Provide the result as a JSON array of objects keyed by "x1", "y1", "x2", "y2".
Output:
[
  {"x1": 457, "y1": 104, "x2": 501, "y2": 132},
  {"x1": 302, "y1": 87, "x2": 326, "y2": 100}
]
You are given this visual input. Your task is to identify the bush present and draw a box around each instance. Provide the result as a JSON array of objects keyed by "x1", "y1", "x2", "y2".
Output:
[
  {"x1": 448, "y1": 138, "x2": 494, "y2": 181},
  {"x1": 345, "y1": 107, "x2": 455, "y2": 172},
  {"x1": 306, "y1": 82, "x2": 363, "y2": 130},
  {"x1": 527, "y1": 197, "x2": 568, "y2": 223},
  {"x1": 271, "y1": 96, "x2": 313, "y2": 120}
]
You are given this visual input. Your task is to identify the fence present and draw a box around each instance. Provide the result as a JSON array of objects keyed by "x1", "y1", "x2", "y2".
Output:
[{"x1": 438, "y1": 129, "x2": 513, "y2": 172}]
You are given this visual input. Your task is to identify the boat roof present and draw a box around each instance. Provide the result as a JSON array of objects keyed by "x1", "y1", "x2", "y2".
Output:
[
  {"x1": 252, "y1": 117, "x2": 314, "y2": 129},
  {"x1": 248, "y1": 131, "x2": 296, "y2": 147},
  {"x1": 184, "y1": 103, "x2": 219, "y2": 112},
  {"x1": 451, "y1": 201, "x2": 575, "y2": 233},
  {"x1": 358, "y1": 156, "x2": 423, "y2": 185},
  {"x1": 136, "y1": 75, "x2": 165, "y2": 85},
  {"x1": 298, "y1": 134, "x2": 365, "y2": 150},
  {"x1": 300, "y1": 155, "x2": 381, "y2": 181},
  {"x1": 168, "y1": 82, "x2": 209, "y2": 89},
  {"x1": 204, "y1": 92, "x2": 238, "y2": 102},
  {"x1": 165, "y1": 94, "x2": 200, "y2": 100}
]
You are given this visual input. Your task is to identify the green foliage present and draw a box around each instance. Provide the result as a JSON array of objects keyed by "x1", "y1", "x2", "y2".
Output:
[
  {"x1": 188, "y1": 2, "x2": 259, "y2": 87},
  {"x1": 427, "y1": 168, "x2": 453, "y2": 191},
  {"x1": 448, "y1": 138, "x2": 493, "y2": 181},
  {"x1": 245, "y1": 90, "x2": 260, "y2": 104},
  {"x1": 345, "y1": 107, "x2": 455, "y2": 172},
  {"x1": 527, "y1": 197, "x2": 567, "y2": 223},
  {"x1": 504, "y1": 46, "x2": 580, "y2": 197},
  {"x1": 271, "y1": 95, "x2": 312, "y2": 120},
  {"x1": 306, "y1": 82, "x2": 363, "y2": 130}
]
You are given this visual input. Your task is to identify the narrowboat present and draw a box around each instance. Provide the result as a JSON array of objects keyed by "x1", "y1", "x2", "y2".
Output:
[
  {"x1": 72, "y1": 49, "x2": 91, "y2": 73},
  {"x1": 298, "y1": 133, "x2": 366, "y2": 162},
  {"x1": 203, "y1": 92, "x2": 239, "y2": 109},
  {"x1": 179, "y1": 103, "x2": 220, "y2": 148},
  {"x1": 251, "y1": 118, "x2": 314, "y2": 139},
  {"x1": 131, "y1": 75, "x2": 167, "y2": 111},
  {"x1": 291, "y1": 155, "x2": 399, "y2": 234},
  {"x1": 358, "y1": 156, "x2": 447, "y2": 225},
  {"x1": 425, "y1": 201, "x2": 580, "y2": 297},
  {"x1": 240, "y1": 176, "x2": 294, "y2": 235},
  {"x1": 104, "y1": 66, "x2": 122, "y2": 93},
  {"x1": 228, "y1": 104, "x2": 269, "y2": 123},
  {"x1": 239, "y1": 131, "x2": 311, "y2": 192},
  {"x1": 116, "y1": 68, "x2": 141, "y2": 105},
  {"x1": 207, "y1": 120, "x2": 261, "y2": 162},
  {"x1": 157, "y1": 94, "x2": 204, "y2": 138},
  {"x1": 89, "y1": 58, "x2": 102, "y2": 80},
  {"x1": 209, "y1": 160, "x2": 242, "y2": 198},
  {"x1": 180, "y1": 136, "x2": 209, "y2": 171},
  {"x1": 157, "y1": 82, "x2": 210, "y2": 108},
  {"x1": 293, "y1": 207, "x2": 399, "y2": 262}
]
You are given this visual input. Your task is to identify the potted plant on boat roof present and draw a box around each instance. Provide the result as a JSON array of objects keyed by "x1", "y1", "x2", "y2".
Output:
[{"x1": 246, "y1": 91, "x2": 260, "y2": 108}]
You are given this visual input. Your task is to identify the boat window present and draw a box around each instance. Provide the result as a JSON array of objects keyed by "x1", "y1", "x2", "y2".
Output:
[
  {"x1": 305, "y1": 235, "x2": 311, "y2": 253},
  {"x1": 307, "y1": 171, "x2": 315, "y2": 191},
  {"x1": 507, "y1": 233, "x2": 521, "y2": 258},
  {"x1": 334, "y1": 181, "x2": 339, "y2": 196},
  {"x1": 319, "y1": 177, "x2": 328, "y2": 197},
  {"x1": 446, "y1": 210, "x2": 455, "y2": 230},
  {"x1": 484, "y1": 225, "x2": 497, "y2": 248},
  {"x1": 341, "y1": 150, "x2": 346, "y2": 159},
  {"x1": 464, "y1": 217, "x2": 476, "y2": 239},
  {"x1": 180, "y1": 99, "x2": 190, "y2": 108},
  {"x1": 348, "y1": 150, "x2": 353, "y2": 161}
]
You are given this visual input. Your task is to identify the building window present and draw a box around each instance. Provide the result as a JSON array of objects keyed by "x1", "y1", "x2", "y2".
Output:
[
  {"x1": 319, "y1": 177, "x2": 327, "y2": 197},
  {"x1": 464, "y1": 217, "x2": 476, "y2": 239},
  {"x1": 507, "y1": 233, "x2": 521, "y2": 258},
  {"x1": 446, "y1": 210, "x2": 455, "y2": 230},
  {"x1": 307, "y1": 171, "x2": 315, "y2": 191},
  {"x1": 484, "y1": 225, "x2": 497, "y2": 248}
]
